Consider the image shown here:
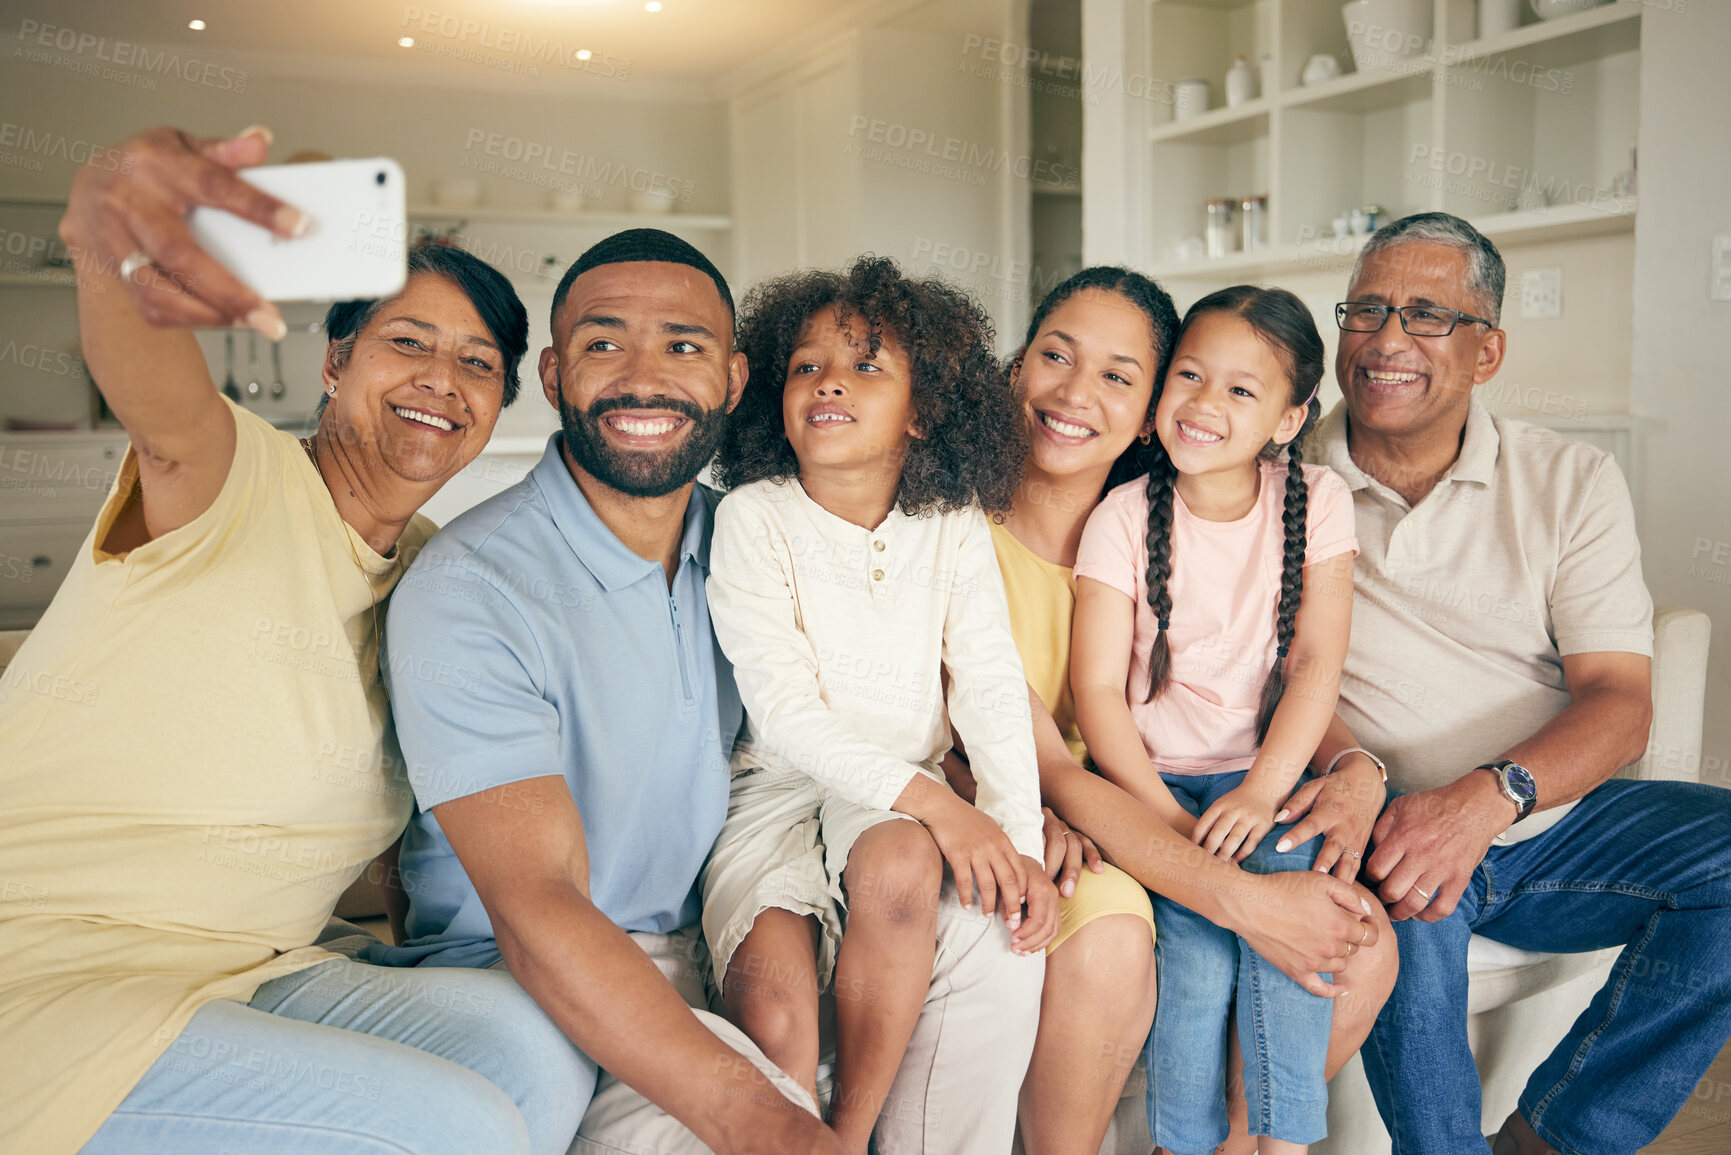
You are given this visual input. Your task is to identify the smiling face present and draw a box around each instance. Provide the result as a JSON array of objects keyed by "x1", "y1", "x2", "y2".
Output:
[
  {"x1": 320, "y1": 271, "x2": 506, "y2": 485},
  {"x1": 1335, "y1": 240, "x2": 1505, "y2": 443},
  {"x1": 1014, "y1": 288, "x2": 1160, "y2": 485},
  {"x1": 1155, "y1": 310, "x2": 1307, "y2": 480},
  {"x1": 541, "y1": 260, "x2": 745, "y2": 498},
  {"x1": 781, "y1": 308, "x2": 918, "y2": 483}
]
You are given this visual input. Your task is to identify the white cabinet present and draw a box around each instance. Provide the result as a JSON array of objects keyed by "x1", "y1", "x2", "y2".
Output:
[
  {"x1": 1085, "y1": 0, "x2": 1641, "y2": 276},
  {"x1": 0, "y1": 431, "x2": 128, "y2": 628}
]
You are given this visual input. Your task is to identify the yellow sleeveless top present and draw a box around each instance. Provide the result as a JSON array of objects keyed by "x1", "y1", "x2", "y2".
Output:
[{"x1": 989, "y1": 520, "x2": 1087, "y2": 765}]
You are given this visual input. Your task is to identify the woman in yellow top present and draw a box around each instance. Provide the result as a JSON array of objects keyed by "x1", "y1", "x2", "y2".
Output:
[
  {"x1": 947, "y1": 268, "x2": 1398, "y2": 1155},
  {"x1": 0, "y1": 127, "x2": 585, "y2": 1155}
]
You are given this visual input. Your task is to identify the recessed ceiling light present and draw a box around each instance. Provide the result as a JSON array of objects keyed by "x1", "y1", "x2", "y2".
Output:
[
  {"x1": 576, "y1": 48, "x2": 593, "y2": 60},
  {"x1": 645, "y1": 2, "x2": 662, "y2": 11},
  {"x1": 188, "y1": 19, "x2": 205, "y2": 30},
  {"x1": 398, "y1": 37, "x2": 414, "y2": 48}
]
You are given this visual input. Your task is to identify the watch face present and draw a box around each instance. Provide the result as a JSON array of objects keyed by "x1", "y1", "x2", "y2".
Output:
[{"x1": 1505, "y1": 763, "x2": 1537, "y2": 803}]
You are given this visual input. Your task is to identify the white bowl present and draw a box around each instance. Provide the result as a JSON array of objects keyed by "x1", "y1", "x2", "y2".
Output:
[
  {"x1": 1342, "y1": 0, "x2": 1433, "y2": 74},
  {"x1": 1530, "y1": 0, "x2": 1610, "y2": 20}
]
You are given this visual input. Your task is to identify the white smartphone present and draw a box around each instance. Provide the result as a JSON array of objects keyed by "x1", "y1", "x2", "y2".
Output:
[{"x1": 188, "y1": 158, "x2": 408, "y2": 302}]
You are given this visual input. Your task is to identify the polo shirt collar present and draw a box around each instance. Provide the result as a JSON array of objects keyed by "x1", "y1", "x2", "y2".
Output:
[
  {"x1": 1317, "y1": 396, "x2": 1501, "y2": 494},
  {"x1": 528, "y1": 433, "x2": 712, "y2": 592}
]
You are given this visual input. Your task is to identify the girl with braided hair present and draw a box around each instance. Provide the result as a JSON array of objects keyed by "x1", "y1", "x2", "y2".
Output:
[{"x1": 1070, "y1": 286, "x2": 1358, "y2": 1155}]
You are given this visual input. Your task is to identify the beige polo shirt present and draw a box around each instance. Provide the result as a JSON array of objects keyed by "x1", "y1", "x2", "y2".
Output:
[{"x1": 1309, "y1": 398, "x2": 1652, "y2": 844}]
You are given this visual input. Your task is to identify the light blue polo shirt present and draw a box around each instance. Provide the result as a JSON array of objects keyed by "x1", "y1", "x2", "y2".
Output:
[{"x1": 367, "y1": 434, "x2": 739, "y2": 969}]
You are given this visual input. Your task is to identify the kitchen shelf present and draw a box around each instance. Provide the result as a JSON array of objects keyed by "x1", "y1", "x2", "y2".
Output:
[
  {"x1": 1149, "y1": 102, "x2": 1271, "y2": 146},
  {"x1": 1145, "y1": 199, "x2": 1635, "y2": 279},
  {"x1": 408, "y1": 205, "x2": 732, "y2": 230},
  {"x1": 1282, "y1": 64, "x2": 1435, "y2": 114},
  {"x1": 1471, "y1": 199, "x2": 1637, "y2": 245},
  {"x1": 1443, "y1": 3, "x2": 1639, "y2": 70}
]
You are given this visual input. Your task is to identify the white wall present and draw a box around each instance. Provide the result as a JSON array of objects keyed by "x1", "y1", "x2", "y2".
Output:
[
  {"x1": 1628, "y1": 2, "x2": 1731, "y2": 786},
  {"x1": 728, "y1": 0, "x2": 1033, "y2": 352}
]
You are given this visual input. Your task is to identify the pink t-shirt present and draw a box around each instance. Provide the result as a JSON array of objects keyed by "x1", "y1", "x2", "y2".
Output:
[{"x1": 1074, "y1": 460, "x2": 1357, "y2": 775}]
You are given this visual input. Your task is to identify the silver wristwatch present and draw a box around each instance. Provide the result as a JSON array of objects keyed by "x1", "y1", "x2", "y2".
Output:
[{"x1": 1478, "y1": 759, "x2": 1537, "y2": 822}]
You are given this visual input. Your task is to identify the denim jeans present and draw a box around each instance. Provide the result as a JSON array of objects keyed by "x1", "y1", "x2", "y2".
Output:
[
  {"x1": 1145, "y1": 770, "x2": 1334, "y2": 1154},
  {"x1": 81, "y1": 941, "x2": 590, "y2": 1155},
  {"x1": 1361, "y1": 778, "x2": 1731, "y2": 1154}
]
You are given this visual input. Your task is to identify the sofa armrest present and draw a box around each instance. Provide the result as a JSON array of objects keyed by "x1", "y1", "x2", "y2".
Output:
[{"x1": 1625, "y1": 606, "x2": 1711, "y2": 784}]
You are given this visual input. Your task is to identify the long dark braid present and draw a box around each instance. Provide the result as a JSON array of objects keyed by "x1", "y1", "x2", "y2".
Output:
[
  {"x1": 1140, "y1": 449, "x2": 1178, "y2": 702},
  {"x1": 1140, "y1": 286, "x2": 1324, "y2": 738}
]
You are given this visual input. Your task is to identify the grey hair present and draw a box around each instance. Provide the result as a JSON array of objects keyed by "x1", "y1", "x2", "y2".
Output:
[{"x1": 1348, "y1": 212, "x2": 1506, "y2": 326}]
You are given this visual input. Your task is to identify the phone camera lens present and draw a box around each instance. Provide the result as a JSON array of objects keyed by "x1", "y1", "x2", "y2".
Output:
[{"x1": 376, "y1": 171, "x2": 387, "y2": 185}]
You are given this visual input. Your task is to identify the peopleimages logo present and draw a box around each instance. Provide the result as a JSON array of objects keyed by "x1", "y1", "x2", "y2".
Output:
[
  {"x1": 15, "y1": 19, "x2": 249, "y2": 92},
  {"x1": 402, "y1": 7, "x2": 631, "y2": 79}
]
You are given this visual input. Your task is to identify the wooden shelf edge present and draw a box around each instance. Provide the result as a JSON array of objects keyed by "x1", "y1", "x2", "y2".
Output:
[
  {"x1": 1147, "y1": 100, "x2": 1270, "y2": 144},
  {"x1": 1280, "y1": 63, "x2": 1435, "y2": 111},
  {"x1": 1469, "y1": 200, "x2": 1637, "y2": 244},
  {"x1": 1145, "y1": 203, "x2": 1635, "y2": 279},
  {"x1": 1443, "y1": 3, "x2": 1639, "y2": 62},
  {"x1": 409, "y1": 205, "x2": 732, "y2": 230}
]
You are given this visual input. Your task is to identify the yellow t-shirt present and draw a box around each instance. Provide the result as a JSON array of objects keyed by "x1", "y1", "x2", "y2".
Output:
[
  {"x1": 0, "y1": 401, "x2": 430, "y2": 1154},
  {"x1": 989, "y1": 520, "x2": 1087, "y2": 765}
]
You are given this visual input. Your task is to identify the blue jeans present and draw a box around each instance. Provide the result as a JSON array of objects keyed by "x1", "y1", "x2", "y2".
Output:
[
  {"x1": 1362, "y1": 778, "x2": 1731, "y2": 1154},
  {"x1": 81, "y1": 937, "x2": 591, "y2": 1155},
  {"x1": 1145, "y1": 770, "x2": 1334, "y2": 1154}
]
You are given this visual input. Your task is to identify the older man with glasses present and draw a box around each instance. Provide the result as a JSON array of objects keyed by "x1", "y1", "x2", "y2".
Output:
[{"x1": 1299, "y1": 211, "x2": 1731, "y2": 1154}]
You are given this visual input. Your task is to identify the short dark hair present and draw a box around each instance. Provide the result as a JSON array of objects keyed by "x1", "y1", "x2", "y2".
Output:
[
  {"x1": 549, "y1": 228, "x2": 733, "y2": 338},
  {"x1": 322, "y1": 243, "x2": 529, "y2": 407},
  {"x1": 717, "y1": 255, "x2": 1026, "y2": 517}
]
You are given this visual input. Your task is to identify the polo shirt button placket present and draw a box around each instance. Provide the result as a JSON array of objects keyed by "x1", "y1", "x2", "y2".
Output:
[{"x1": 871, "y1": 537, "x2": 888, "y2": 602}]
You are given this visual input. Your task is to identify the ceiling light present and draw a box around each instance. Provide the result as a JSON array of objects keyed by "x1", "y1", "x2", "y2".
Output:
[
  {"x1": 645, "y1": 2, "x2": 662, "y2": 11},
  {"x1": 398, "y1": 36, "x2": 415, "y2": 48},
  {"x1": 188, "y1": 19, "x2": 205, "y2": 30},
  {"x1": 576, "y1": 48, "x2": 593, "y2": 60}
]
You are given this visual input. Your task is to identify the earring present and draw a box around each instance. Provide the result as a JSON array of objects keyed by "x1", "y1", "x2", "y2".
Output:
[
  {"x1": 1138, "y1": 429, "x2": 1153, "y2": 445},
  {"x1": 325, "y1": 385, "x2": 336, "y2": 397}
]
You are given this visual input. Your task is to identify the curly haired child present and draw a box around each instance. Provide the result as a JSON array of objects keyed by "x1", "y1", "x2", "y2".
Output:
[{"x1": 701, "y1": 255, "x2": 1054, "y2": 1154}]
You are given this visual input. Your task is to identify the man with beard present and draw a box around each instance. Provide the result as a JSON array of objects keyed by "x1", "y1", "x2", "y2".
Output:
[{"x1": 368, "y1": 230, "x2": 842, "y2": 1154}]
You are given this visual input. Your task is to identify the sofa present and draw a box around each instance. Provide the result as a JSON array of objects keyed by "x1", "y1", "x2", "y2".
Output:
[{"x1": 0, "y1": 603, "x2": 1711, "y2": 1153}]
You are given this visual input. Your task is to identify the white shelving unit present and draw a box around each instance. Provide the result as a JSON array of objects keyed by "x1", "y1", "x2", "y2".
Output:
[
  {"x1": 1089, "y1": 0, "x2": 1642, "y2": 278},
  {"x1": 407, "y1": 205, "x2": 732, "y2": 231}
]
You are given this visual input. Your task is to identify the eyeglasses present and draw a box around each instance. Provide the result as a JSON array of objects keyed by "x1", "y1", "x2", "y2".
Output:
[{"x1": 1335, "y1": 301, "x2": 1494, "y2": 338}]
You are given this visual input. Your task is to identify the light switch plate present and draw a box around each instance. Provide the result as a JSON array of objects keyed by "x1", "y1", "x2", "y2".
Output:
[
  {"x1": 1520, "y1": 266, "x2": 1562, "y2": 320},
  {"x1": 1712, "y1": 235, "x2": 1731, "y2": 302}
]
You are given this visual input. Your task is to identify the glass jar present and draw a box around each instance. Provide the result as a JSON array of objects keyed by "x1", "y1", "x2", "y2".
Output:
[
  {"x1": 1240, "y1": 195, "x2": 1268, "y2": 251},
  {"x1": 1205, "y1": 198, "x2": 1236, "y2": 258}
]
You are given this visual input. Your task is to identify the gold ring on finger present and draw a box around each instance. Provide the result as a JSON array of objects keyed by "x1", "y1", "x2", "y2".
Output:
[{"x1": 1356, "y1": 923, "x2": 1371, "y2": 947}]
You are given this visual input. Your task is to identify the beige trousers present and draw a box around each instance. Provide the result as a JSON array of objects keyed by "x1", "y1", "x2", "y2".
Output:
[{"x1": 519, "y1": 893, "x2": 1041, "y2": 1154}]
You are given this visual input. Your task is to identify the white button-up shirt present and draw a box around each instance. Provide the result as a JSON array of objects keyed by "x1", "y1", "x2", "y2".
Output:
[{"x1": 706, "y1": 478, "x2": 1044, "y2": 859}]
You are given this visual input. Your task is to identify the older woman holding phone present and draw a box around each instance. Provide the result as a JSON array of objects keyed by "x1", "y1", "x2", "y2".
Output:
[
  {"x1": 946, "y1": 268, "x2": 1397, "y2": 1155},
  {"x1": 0, "y1": 126, "x2": 587, "y2": 1155}
]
